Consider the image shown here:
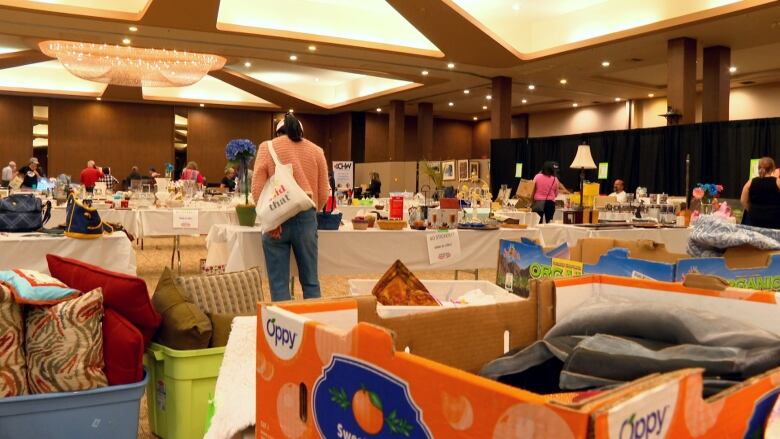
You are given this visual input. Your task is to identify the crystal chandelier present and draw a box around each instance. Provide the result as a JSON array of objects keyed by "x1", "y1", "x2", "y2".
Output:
[{"x1": 39, "y1": 40, "x2": 226, "y2": 87}]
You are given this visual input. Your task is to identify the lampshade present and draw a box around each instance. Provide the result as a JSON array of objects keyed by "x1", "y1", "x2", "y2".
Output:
[{"x1": 570, "y1": 144, "x2": 597, "y2": 170}]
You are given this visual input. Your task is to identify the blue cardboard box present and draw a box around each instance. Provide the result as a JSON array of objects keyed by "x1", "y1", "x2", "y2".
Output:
[{"x1": 676, "y1": 252, "x2": 780, "y2": 291}]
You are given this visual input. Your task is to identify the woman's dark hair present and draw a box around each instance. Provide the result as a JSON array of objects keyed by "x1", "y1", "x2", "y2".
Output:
[
  {"x1": 277, "y1": 113, "x2": 304, "y2": 142},
  {"x1": 541, "y1": 161, "x2": 556, "y2": 176}
]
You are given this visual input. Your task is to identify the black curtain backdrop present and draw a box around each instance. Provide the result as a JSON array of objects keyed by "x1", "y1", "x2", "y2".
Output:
[{"x1": 490, "y1": 117, "x2": 780, "y2": 199}]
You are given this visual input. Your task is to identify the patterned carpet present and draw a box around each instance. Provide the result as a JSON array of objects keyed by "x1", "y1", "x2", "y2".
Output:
[{"x1": 134, "y1": 236, "x2": 497, "y2": 438}]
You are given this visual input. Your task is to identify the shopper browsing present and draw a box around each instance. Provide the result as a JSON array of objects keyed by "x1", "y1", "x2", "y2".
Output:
[
  {"x1": 740, "y1": 157, "x2": 780, "y2": 229},
  {"x1": 609, "y1": 179, "x2": 628, "y2": 203},
  {"x1": 531, "y1": 161, "x2": 569, "y2": 224},
  {"x1": 1, "y1": 161, "x2": 15, "y2": 186},
  {"x1": 79, "y1": 160, "x2": 103, "y2": 192},
  {"x1": 367, "y1": 172, "x2": 382, "y2": 197},
  {"x1": 220, "y1": 167, "x2": 237, "y2": 191},
  {"x1": 17, "y1": 158, "x2": 40, "y2": 189},
  {"x1": 252, "y1": 112, "x2": 329, "y2": 301},
  {"x1": 180, "y1": 161, "x2": 205, "y2": 184}
]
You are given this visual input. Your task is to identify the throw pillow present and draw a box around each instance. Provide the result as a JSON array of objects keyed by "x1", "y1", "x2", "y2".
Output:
[
  {"x1": 207, "y1": 312, "x2": 254, "y2": 348},
  {"x1": 46, "y1": 254, "x2": 161, "y2": 346},
  {"x1": 103, "y1": 308, "x2": 144, "y2": 385},
  {"x1": 0, "y1": 284, "x2": 26, "y2": 396},
  {"x1": 152, "y1": 268, "x2": 212, "y2": 350},
  {"x1": 25, "y1": 288, "x2": 108, "y2": 393},
  {"x1": 176, "y1": 267, "x2": 264, "y2": 315},
  {"x1": 0, "y1": 269, "x2": 79, "y2": 305}
]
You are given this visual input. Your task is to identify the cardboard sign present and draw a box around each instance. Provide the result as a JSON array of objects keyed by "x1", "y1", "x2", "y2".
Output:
[
  {"x1": 598, "y1": 162, "x2": 609, "y2": 180},
  {"x1": 172, "y1": 209, "x2": 198, "y2": 229},
  {"x1": 332, "y1": 161, "x2": 354, "y2": 190},
  {"x1": 427, "y1": 230, "x2": 461, "y2": 264}
]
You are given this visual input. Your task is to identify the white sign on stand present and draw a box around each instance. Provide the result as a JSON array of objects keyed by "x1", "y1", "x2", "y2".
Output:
[
  {"x1": 427, "y1": 230, "x2": 461, "y2": 264},
  {"x1": 172, "y1": 209, "x2": 198, "y2": 229},
  {"x1": 332, "y1": 161, "x2": 354, "y2": 191}
]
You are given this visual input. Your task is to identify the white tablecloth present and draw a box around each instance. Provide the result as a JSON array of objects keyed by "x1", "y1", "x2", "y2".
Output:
[
  {"x1": 539, "y1": 224, "x2": 692, "y2": 254},
  {"x1": 138, "y1": 209, "x2": 237, "y2": 237},
  {"x1": 50, "y1": 207, "x2": 142, "y2": 237},
  {"x1": 0, "y1": 232, "x2": 136, "y2": 275},
  {"x1": 206, "y1": 224, "x2": 541, "y2": 275},
  {"x1": 494, "y1": 210, "x2": 541, "y2": 227}
]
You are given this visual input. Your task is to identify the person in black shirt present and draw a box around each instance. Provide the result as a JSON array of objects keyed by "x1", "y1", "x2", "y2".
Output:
[
  {"x1": 17, "y1": 157, "x2": 40, "y2": 189},
  {"x1": 367, "y1": 172, "x2": 381, "y2": 197},
  {"x1": 741, "y1": 157, "x2": 780, "y2": 229},
  {"x1": 220, "y1": 167, "x2": 237, "y2": 191}
]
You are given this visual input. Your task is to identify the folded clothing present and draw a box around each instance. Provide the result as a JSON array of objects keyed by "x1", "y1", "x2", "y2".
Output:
[{"x1": 480, "y1": 299, "x2": 780, "y2": 397}]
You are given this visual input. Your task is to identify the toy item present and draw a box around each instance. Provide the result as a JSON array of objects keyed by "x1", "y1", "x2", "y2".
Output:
[{"x1": 371, "y1": 260, "x2": 439, "y2": 306}]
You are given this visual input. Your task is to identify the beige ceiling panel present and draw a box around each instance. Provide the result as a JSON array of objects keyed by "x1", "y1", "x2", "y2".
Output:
[
  {"x1": 0, "y1": 0, "x2": 152, "y2": 20},
  {"x1": 217, "y1": 0, "x2": 442, "y2": 56},
  {"x1": 142, "y1": 74, "x2": 276, "y2": 108},
  {"x1": 0, "y1": 60, "x2": 106, "y2": 96}
]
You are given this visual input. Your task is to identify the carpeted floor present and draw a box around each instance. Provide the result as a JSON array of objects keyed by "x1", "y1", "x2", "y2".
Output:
[{"x1": 134, "y1": 236, "x2": 497, "y2": 438}]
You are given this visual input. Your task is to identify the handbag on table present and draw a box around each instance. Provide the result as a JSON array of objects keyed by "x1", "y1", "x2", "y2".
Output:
[
  {"x1": 64, "y1": 194, "x2": 113, "y2": 239},
  {"x1": 316, "y1": 186, "x2": 342, "y2": 230},
  {"x1": 255, "y1": 139, "x2": 316, "y2": 232},
  {"x1": 0, "y1": 194, "x2": 50, "y2": 232}
]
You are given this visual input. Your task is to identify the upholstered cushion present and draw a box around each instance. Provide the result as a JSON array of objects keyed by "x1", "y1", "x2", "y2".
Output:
[
  {"x1": 152, "y1": 268, "x2": 212, "y2": 350},
  {"x1": 25, "y1": 288, "x2": 108, "y2": 393},
  {"x1": 0, "y1": 284, "x2": 26, "y2": 396},
  {"x1": 103, "y1": 308, "x2": 144, "y2": 386},
  {"x1": 0, "y1": 269, "x2": 79, "y2": 305},
  {"x1": 206, "y1": 312, "x2": 254, "y2": 348},
  {"x1": 176, "y1": 267, "x2": 264, "y2": 315},
  {"x1": 46, "y1": 254, "x2": 161, "y2": 346}
]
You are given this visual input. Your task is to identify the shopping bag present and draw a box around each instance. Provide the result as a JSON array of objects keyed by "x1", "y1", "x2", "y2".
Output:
[
  {"x1": 516, "y1": 179, "x2": 534, "y2": 200},
  {"x1": 0, "y1": 194, "x2": 50, "y2": 232},
  {"x1": 64, "y1": 194, "x2": 113, "y2": 239},
  {"x1": 255, "y1": 140, "x2": 316, "y2": 232}
]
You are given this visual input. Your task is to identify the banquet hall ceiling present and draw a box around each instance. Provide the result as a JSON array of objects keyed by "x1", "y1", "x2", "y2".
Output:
[{"x1": 0, "y1": 0, "x2": 776, "y2": 119}]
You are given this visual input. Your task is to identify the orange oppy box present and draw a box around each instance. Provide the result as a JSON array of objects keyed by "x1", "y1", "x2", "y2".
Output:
[{"x1": 256, "y1": 275, "x2": 780, "y2": 438}]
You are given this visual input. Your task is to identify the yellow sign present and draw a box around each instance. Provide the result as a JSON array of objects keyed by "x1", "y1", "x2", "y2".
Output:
[{"x1": 552, "y1": 258, "x2": 583, "y2": 277}]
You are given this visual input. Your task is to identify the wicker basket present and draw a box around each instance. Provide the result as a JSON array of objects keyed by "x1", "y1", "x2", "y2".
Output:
[
  {"x1": 376, "y1": 219, "x2": 406, "y2": 230},
  {"x1": 351, "y1": 219, "x2": 369, "y2": 230}
]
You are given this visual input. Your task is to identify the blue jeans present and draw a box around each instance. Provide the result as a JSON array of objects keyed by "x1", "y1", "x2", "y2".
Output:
[{"x1": 262, "y1": 209, "x2": 320, "y2": 301}]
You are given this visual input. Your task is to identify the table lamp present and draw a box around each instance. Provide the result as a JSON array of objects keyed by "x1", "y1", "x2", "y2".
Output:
[{"x1": 570, "y1": 143, "x2": 597, "y2": 209}]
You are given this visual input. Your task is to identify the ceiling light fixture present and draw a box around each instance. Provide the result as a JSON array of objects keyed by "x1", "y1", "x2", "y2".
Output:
[
  {"x1": 648, "y1": 93, "x2": 655, "y2": 98},
  {"x1": 96, "y1": 97, "x2": 101, "y2": 101},
  {"x1": 614, "y1": 97, "x2": 621, "y2": 102},
  {"x1": 448, "y1": 102, "x2": 454, "y2": 107},
  {"x1": 128, "y1": 26, "x2": 138, "y2": 32},
  {"x1": 199, "y1": 103, "x2": 205, "y2": 107},
  {"x1": 447, "y1": 62, "x2": 455, "y2": 69},
  {"x1": 473, "y1": 116, "x2": 478, "y2": 120},
  {"x1": 482, "y1": 105, "x2": 488, "y2": 110},
  {"x1": 729, "y1": 66, "x2": 737, "y2": 73},
  {"x1": 289, "y1": 55, "x2": 298, "y2": 61},
  {"x1": 122, "y1": 38, "x2": 131, "y2": 45},
  {"x1": 421, "y1": 70, "x2": 429, "y2": 76},
  {"x1": 463, "y1": 89, "x2": 470, "y2": 94},
  {"x1": 521, "y1": 99, "x2": 527, "y2": 104},
  {"x1": 572, "y1": 103, "x2": 578, "y2": 107},
  {"x1": 244, "y1": 61, "x2": 251, "y2": 68},
  {"x1": 560, "y1": 79, "x2": 567, "y2": 85},
  {"x1": 602, "y1": 61, "x2": 610, "y2": 67},
  {"x1": 314, "y1": 77, "x2": 319, "y2": 82},
  {"x1": 486, "y1": 95, "x2": 492, "y2": 100},
  {"x1": 39, "y1": 40, "x2": 226, "y2": 87},
  {"x1": 528, "y1": 84, "x2": 535, "y2": 90},
  {"x1": 376, "y1": 108, "x2": 382, "y2": 112},
  {"x1": 308, "y1": 45, "x2": 317, "y2": 51},
  {"x1": 289, "y1": 109, "x2": 294, "y2": 113}
]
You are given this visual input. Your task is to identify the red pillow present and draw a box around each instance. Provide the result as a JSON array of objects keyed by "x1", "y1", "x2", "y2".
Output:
[
  {"x1": 103, "y1": 308, "x2": 144, "y2": 385},
  {"x1": 46, "y1": 254, "x2": 161, "y2": 346}
]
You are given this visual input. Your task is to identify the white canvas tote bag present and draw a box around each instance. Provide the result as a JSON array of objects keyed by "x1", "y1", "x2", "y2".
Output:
[{"x1": 255, "y1": 139, "x2": 316, "y2": 232}]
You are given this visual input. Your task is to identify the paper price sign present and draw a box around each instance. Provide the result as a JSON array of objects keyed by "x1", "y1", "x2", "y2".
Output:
[
  {"x1": 427, "y1": 230, "x2": 461, "y2": 264},
  {"x1": 598, "y1": 162, "x2": 609, "y2": 180},
  {"x1": 172, "y1": 209, "x2": 199, "y2": 229}
]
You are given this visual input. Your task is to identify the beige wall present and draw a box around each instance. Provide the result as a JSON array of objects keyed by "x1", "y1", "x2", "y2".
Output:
[{"x1": 529, "y1": 102, "x2": 629, "y2": 137}]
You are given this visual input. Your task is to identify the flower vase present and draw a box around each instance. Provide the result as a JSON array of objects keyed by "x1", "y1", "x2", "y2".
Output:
[
  {"x1": 701, "y1": 202, "x2": 713, "y2": 215},
  {"x1": 235, "y1": 204, "x2": 257, "y2": 226}
]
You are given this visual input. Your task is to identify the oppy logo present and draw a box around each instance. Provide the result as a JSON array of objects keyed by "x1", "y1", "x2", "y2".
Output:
[
  {"x1": 266, "y1": 318, "x2": 298, "y2": 349},
  {"x1": 619, "y1": 406, "x2": 669, "y2": 439}
]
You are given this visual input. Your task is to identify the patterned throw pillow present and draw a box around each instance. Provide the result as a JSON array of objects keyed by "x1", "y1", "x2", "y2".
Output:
[
  {"x1": 0, "y1": 284, "x2": 26, "y2": 396},
  {"x1": 25, "y1": 288, "x2": 108, "y2": 393},
  {"x1": 0, "y1": 269, "x2": 79, "y2": 305},
  {"x1": 175, "y1": 267, "x2": 265, "y2": 315}
]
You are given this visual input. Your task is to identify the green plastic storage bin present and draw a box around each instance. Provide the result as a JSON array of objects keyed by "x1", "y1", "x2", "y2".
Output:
[{"x1": 144, "y1": 343, "x2": 225, "y2": 439}]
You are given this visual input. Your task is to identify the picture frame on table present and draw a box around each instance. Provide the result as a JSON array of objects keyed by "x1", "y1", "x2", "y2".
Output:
[
  {"x1": 458, "y1": 160, "x2": 469, "y2": 181},
  {"x1": 469, "y1": 161, "x2": 480, "y2": 179},
  {"x1": 442, "y1": 160, "x2": 456, "y2": 181}
]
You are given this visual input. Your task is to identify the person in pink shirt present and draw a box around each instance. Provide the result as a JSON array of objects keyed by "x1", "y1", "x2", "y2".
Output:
[
  {"x1": 531, "y1": 161, "x2": 569, "y2": 223},
  {"x1": 179, "y1": 161, "x2": 204, "y2": 184},
  {"x1": 252, "y1": 113, "x2": 329, "y2": 301}
]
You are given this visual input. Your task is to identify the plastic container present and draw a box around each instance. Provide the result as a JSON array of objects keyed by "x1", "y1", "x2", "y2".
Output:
[
  {"x1": 0, "y1": 371, "x2": 148, "y2": 439},
  {"x1": 144, "y1": 343, "x2": 225, "y2": 439}
]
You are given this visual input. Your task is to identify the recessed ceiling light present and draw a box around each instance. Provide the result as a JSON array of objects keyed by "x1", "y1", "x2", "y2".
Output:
[
  {"x1": 560, "y1": 79, "x2": 567, "y2": 85},
  {"x1": 482, "y1": 105, "x2": 488, "y2": 110},
  {"x1": 314, "y1": 77, "x2": 319, "y2": 82},
  {"x1": 486, "y1": 95, "x2": 492, "y2": 100},
  {"x1": 289, "y1": 54, "x2": 298, "y2": 61},
  {"x1": 421, "y1": 70, "x2": 429, "y2": 76},
  {"x1": 447, "y1": 62, "x2": 455, "y2": 69},
  {"x1": 448, "y1": 102, "x2": 454, "y2": 107},
  {"x1": 376, "y1": 108, "x2": 382, "y2": 112},
  {"x1": 602, "y1": 61, "x2": 610, "y2": 67},
  {"x1": 528, "y1": 84, "x2": 535, "y2": 90},
  {"x1": 122, "y1": 38, "x2": 131, "y2": 45},
  {"x1": 521, "y1": 99, "x2": 527, "y2": 104},
  {"x1": 199, "y1": 103, "x2": 204, "y2": 107},
  {"x1": 729, "y1": 66, "x2": 737, "y2": 73},
  {"x1": 572, "y1": 103, "x2": 578, "y2": 107},
  {"x1": 512, "y1": 4, "x2": 520, "y2": 11},
  {"x1": 473, "y1": 116, "x2": 478, "y2": 120},
  {"x1": 96, "y1": 97, "x2": 101, "y2": 101},
  {"x1": 614, "y1": 97, "x2": 621, "y2": 102},
  {"x1": 244, "y1": 61, "x2": 251, "y2": 68},
  {"x1": 128, "y1": 26, "x2": 138, "y2": 32},
  {"x1": 289, "y1": 109, "x2": 294, "y2": 113},
  {"x1": 308, "y1": 45, "x2": 317, "y2": 51},
  {"x1": 463, "y1": 89, "x2": 470, "y2": 94},
  {"x1": 648, "y1": 93, "x2": 655, "y2": 98}
]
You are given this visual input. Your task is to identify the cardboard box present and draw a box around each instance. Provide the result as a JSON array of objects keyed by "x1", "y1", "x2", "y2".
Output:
[
  {"x1": 257, "y1": 275, "x2": 780, "y2": 438},
  {"x1": 676, "y1": 246, "x2": 780, "y2": 291},
  {"x1": 497, "y1": 238, "x2": 684, "y2": 296}
]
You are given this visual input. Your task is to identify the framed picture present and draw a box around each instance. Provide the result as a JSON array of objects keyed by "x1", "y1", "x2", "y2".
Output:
[
  {"x1": 442, "y1": 160, "x2": 455, "y2": 181},
  {"x1": 458, "y1": 160, "x2": 469, "y2": 181},
  {"x1": 469, "y1": 161, "x2": 480, "y2": 179},
  {"x1": 427, "y1": 161, "x2": 441, "y2": 174}
]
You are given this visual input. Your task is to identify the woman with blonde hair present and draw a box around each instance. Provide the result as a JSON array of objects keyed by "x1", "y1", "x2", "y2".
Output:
[{"x1": 180, "y1": 161, "x2": 204, "y2": 184}]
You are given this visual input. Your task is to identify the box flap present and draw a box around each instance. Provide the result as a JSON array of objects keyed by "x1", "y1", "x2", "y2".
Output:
[{"x1": 722, "y1": 245, "x2": 778, "y2": 269}]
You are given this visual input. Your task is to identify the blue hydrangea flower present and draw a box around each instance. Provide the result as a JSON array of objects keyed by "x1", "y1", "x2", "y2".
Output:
[{"x1": 225, "y1": 139, "x2": 257, "y2": 161}]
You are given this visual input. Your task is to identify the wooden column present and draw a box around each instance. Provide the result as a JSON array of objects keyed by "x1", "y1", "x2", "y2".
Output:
[
  {"x1": 491, "y1": 76, "x2": 512, "y2": 138},
  {"x1": 667, "y1": 37, "x2": 697, "y2": 125},
  {"x1": 417, "y1": 102, "x2": 434, "y2": 159},
  {"x1": 703, "y1": 46, "x2": 731, "y2": 122},
  {"x1": 388, "y1": 100, "x2": 405, "y2": 161}
]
